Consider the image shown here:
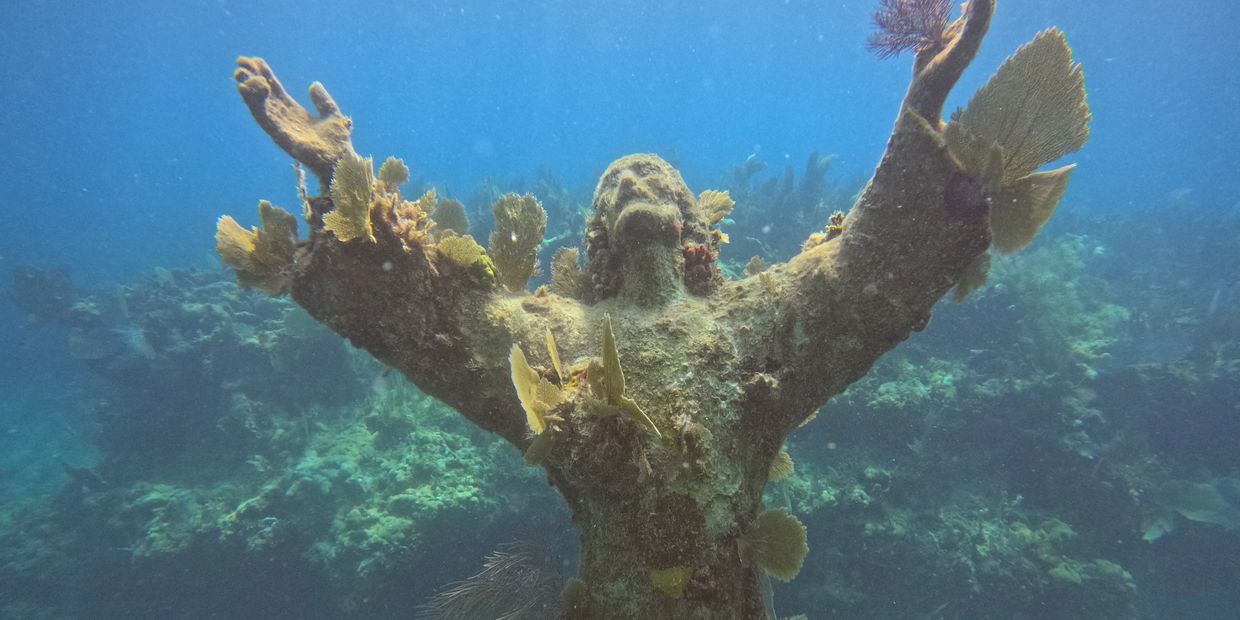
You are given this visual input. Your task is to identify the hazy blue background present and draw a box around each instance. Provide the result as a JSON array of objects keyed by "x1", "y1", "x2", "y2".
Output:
[{"x1": 1, "y1": 0, "x2": 1238, "y2": 385}]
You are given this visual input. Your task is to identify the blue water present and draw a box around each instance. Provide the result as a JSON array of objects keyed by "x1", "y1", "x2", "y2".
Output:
[{"x1": 2, "y1": 1, "x2": 1239, "y2": 618}]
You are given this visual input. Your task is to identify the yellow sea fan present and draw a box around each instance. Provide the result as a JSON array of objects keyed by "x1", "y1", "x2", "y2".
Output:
[
  {"x1": 954, "y1": 28, "x2": 1090, "y2": 185},
  {"x1": 489, "y1": 193, "x2": 547, "y2": 292},
  {"x1": 951, "y1": 251, "x2": 992, "y2": 302},
  {"x1": 697, "y1": 189, "x2": 735, "y2": 227},
  {"x1": 943, "y1": 121, "x2": 1004, "y2": 192},
  {"x1": 509, "y1": 343, "x2": 562, "y2": 434},
  {"x1": 324, "y1": 153, "x2": 375, "y2": 242},
  {"x1": 769, "y1": 449, "x2": 795, "y2": 482},
  {"x1": 990, "y1": 165, "x2": 1075, "y2": 254},
  {"x1": 738, "y1": 508, "x2": 808, "y2": 582},
  {"x1": 436, "y1": 234, "x2": 496, "y2": 283},
  {"x1": 601, "y1": 314, "x2": 661, "y2": 437},
  {"x1": 215, "y1": 200, "x2": 298, "y2": 296},
  {"x1": 546, "y1": 328, "x2": 564, "y2": 383},
  {"x1": 946, "y1": 29, "x2": 1090, "y2": 256},
  {"x1": 523, "y1": 430, "x2": 555, "y2": 466}
]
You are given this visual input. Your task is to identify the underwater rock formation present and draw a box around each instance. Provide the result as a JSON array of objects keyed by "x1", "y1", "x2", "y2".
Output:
[{"x1": 219, "y1": 1, "x2": 1089, "y2": 616}]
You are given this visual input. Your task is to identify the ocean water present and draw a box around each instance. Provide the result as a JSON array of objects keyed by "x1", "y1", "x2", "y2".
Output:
[{"x1": 1, "y1": 1, "x2": 1238, "y2": 618}]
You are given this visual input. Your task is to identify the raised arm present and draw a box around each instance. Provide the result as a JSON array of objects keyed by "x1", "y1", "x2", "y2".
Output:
[
  {"x1": 745, "y1": 0, "x2": 1090, "y2": 427},
  {"x1": 220, "y1": 58, "x2": 560, "y2": 446}
]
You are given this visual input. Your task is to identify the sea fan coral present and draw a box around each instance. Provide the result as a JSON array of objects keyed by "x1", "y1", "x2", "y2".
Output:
[
  {"x1": 549, "y1": 247, "x2": 588, "y2": 299},
  {"x1": 431, "y1": 198, "x2": 470, "y2": 237},
  {"x1": 867, "y1": 0, "x2": 953, "y2": 59},
  {"x1": 949, "y1": 28, "x2": 1091, "y2": 253},
  {"x1": 738, "y1": 508, "x2": 809, "y2": 582},
  {"x1": 324, "y1": 154, "x2": 375, "y2": 243},
  {"x1": 377, "y1": 156, "x2": 409, "y2": 191},
  {"x1": 215, "y1": 200, "x2": 299, "y2": 295},
  {"x1": 488, "y1": 194, "x2": 547, "y2": 292}
]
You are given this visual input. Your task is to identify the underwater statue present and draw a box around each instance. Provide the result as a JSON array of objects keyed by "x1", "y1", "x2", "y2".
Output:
[{"x1": 218, "y1": 0, "x2": 1090, "y2": 616}]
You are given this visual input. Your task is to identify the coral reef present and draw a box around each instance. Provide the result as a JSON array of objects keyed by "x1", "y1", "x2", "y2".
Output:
[
  {"x1": 10, "y1": 267, "x2": 360, "y2": 475},
  {"x1": 9, "y1": 265, "x2": 75, "y2": 324},
  {"x1": 722, "y1": 151, "x2": 856, "y2": 268}
]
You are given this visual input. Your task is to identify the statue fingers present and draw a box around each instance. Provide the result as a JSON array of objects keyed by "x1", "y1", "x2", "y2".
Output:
[{"x1": 308, "y1": 82, "x2": 342, "y2": 118}]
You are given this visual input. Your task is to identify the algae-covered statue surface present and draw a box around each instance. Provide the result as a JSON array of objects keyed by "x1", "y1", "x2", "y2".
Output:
[{"x1": 218, "y1": 1, "x2": 1090, "y2": 616}]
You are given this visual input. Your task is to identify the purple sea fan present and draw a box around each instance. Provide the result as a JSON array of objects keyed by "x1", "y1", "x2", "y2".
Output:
[{"x1": 867, "y1": 0, "x2": 954, "y2": 59}]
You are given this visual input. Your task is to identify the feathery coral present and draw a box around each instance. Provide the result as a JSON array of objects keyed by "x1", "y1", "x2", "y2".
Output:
[
  {"x1": 769, "y1": 449, "x2": 795, "y2": 482},
  {"x1": 417, "y1": 540, "x2": 562, "y2": 620},
  {"x1": 215, "y1": 200, "x2": 298, "y2": 296},
  {"x1": 489, "y1": 194, "x2": 547, "y2": 292},
  {"x1": 738, "y1": 508, "x2": 808, "y2": 582},
  {"x1": 431, "y1": 198, "x2": 470, "y2": 236},
  {"x1": 867, "y1": 0, "x2": 952, "y2": 59},
  {"x1": 324, "y1": 154, "x2": 375, "y2": 242},
  {"x1": 377, "y1": 156, "x2": 409, "y2": 191},
  {"x1": 550, "y1": 248, "x2": 588, "y2": 299},
  {"x1": 390, "y1": 189, "x2": 437, "y2": 246},
  {"x1": 697, "y1": 190, "x2": 735, "y2": 227}
]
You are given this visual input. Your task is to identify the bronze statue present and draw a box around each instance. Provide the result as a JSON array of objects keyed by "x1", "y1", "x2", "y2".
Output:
[{"x1": 218, "y1": 0, "x2": 1089, "y2": 616}]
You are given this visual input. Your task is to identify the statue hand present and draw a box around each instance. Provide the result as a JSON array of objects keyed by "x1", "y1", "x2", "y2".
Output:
[{"x1": 233, "y1": 56, "x2": 355, "y2": 184}]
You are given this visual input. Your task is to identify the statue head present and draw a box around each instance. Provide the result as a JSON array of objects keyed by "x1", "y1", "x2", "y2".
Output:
[{"x1": 584, "y1": 154, "x2": 722, "y2": 307}]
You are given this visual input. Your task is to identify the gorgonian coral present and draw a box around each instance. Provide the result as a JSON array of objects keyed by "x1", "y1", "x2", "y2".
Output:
[{"x1": 867, "y1": 0, "x2": 953, "y2": 59}]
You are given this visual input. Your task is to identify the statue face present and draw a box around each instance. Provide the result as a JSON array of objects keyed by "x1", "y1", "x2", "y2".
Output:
[{"x1": 592, "y1": 154, "x2": 694, "y2": 252}]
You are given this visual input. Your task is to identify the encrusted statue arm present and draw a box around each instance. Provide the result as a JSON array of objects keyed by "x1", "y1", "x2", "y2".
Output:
[
  {"x1": 745, "y1": 0, "x2": 1090, "y2": 429},
  {"x1": 222, "y1": 58, "x2": 552, "y2": 446},
  {"x1": 233, "y1": 57, "x2": 356, "y2": 192}
]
